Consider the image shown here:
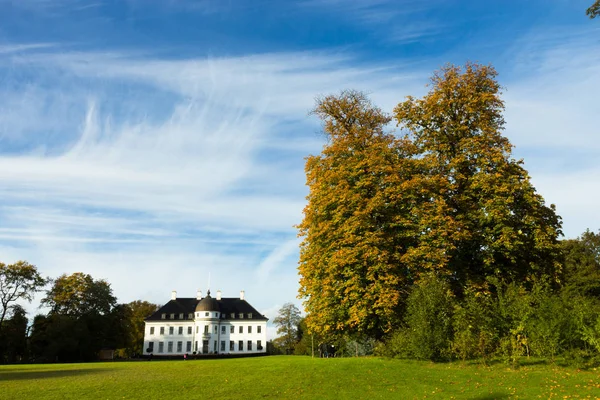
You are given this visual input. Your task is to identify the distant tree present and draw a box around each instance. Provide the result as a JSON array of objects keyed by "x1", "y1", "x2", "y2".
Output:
[
  {"x1": 41, "y1": 272, "x2": 116, "y2": 317},
  {"x1": 124, "y1": 300, "x2": 160, "y2": 356},
  {"x1": 0, "y1": 305, "x2": 28, "y2": 363},
  {"x1": 588, "y1": 0, "x2": 600, "y2": 18},
  {"x1": 0, "y1": 261, "x2": 46, "y2": 339},
  {"x1": 273, "y1": 303, "x2": 302, "y2": 354}
]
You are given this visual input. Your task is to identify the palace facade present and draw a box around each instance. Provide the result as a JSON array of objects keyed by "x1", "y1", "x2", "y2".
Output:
[{"x1": 143, "y1": 290, "x2": 268, "y2": 356}]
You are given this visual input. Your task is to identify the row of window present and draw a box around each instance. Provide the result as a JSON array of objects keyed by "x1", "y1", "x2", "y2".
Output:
[
  {"x1": 160, "y1": 312, "x2": 255, "y2": 320},
  {"x1": 147, "y1": 340, "x2": 263, "y2": 353},
  {"x1": 149, "y1": 325, "x2": 263, "y2": 336}
]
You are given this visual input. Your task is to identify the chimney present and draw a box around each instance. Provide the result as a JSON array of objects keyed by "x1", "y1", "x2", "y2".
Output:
[
  {"x1": 196, "y1": 290, "x2": 202, "y2": 300},
  {"x1": 240, "y1": 290, "x2": 245, "y2": 300},
  {"x1": 216, "y1": 290, "x2": 222, "y2": 300},
  {"x1": 171, "y1": 291, "x2": 177, "y2": 300}
]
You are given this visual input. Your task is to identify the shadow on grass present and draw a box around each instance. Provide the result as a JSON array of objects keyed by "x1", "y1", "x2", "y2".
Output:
[{"x1": 0, "y1": 368, "x2": 113, "y2": 381}]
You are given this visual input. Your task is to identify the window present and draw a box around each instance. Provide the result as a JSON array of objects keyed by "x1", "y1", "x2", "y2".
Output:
[
  {"x1": 177, "y1": 341, "x2": 182, "y2": 353},
  {"x1": 196, "y1": 326, "x2": 199, "y2": 334},
  {"x1": 158, "y1": 342, "x2": 164, "y2": 353},
  {"x1": 169, "y1": 327, "x2": 174, "y2": 335},
  {"x1": 230, "y1": 326, "x2": 234, "y2": 334},
  {"x1": 257, "y1": 340, "x2": 263, "y2": 351},
  {"x1": 188, "y1": 326, "x2": 192, "y2": 335},
  {"x1": 248, "y1": 341, "x2": 252, "y2": 351},
  {"x1": 148, "y1": 342, "x2": 154, "y2": 352},
  {"x1": 205, "y1": 312, "x2": 209, "y2": 317},
  {"x1": 170, "y1": 313, "x2": 175, "y2": 320},
  {"x1": 221, "y1": 341, "x2": 225, "y2": 352},
  {"x1": 213, "y1": 341, "x2": 217, "y2": 352},
  {"x1": 179, "y1": 313, "x2": 184, "y2": 319},
  {"x1": 168, "y1": 341, "x2": 173, "y2": 352},
  {"x1": 150, "y1": 327, "x2": 155, "y2": 335},
  {"x1": 188, "y1": 313, "x2": 193, "y2": 319},
  {"x1": 178, "y1": 326, "x2": 183, "y2": 335},
  {"x1": 248, "y1": 326, "x2": 252, "y2": 334},
  {"x1": 238, "y1": 340, "x2": 243, "y2": 351},
  {"x1": 194, "y1": 341, "x2": 198, "y2": 352},
  {"x1": 239, "y1": 326, "x2": 243, "y2": 334},
  {"x1": 213, "y1": 325, "x2": 217, "y2": 334},
  {"x1": 221, "y1": 326, "x2": 226, "y2": 334},
  {"x1": 239, "y1": 313, "x2": 243, "y2": 319},
  {"x1": 229, "y1": 341, "x2": 234, "y2": 351},
  {"x1": 248, "y1": 313, "x2": 252, "y2": 319},
  {"x1": 161, "y1": 313, "x2": 166, "y2": 320},
  {"x1": 160, "y1": 327, "x2": 165, "y2": 335},
  {"x1": 204, "y1": 325, "x2": 209, "y2": 334},
  {"x1": 258, "y1": 326, "x2": 262, "y2": 334},
  {"x1": 186, "y1": 341, "x2": 192, "y2": 352},
  {"x1": 231, "y1": 313, "x2": 235, "y2": 319}
]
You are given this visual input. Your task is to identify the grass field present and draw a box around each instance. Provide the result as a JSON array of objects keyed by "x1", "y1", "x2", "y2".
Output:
[{"x1": 1, "y1": 356, "x2": 599, "y2": 399}]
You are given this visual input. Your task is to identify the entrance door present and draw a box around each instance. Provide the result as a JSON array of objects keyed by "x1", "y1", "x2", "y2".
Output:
[{"x1": 202, "y1": 340, "x2": 209, "y2": 354}]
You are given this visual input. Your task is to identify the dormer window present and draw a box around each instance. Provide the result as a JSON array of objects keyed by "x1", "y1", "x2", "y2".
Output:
[
  {"x1": 179, "y1": 313, "x2": 184, "y2": 319},
  {"x1": 170, "y1": 313, "x2": 175, "y2": 320},
  {"x1": 239, "y1": 313, "x2": 244, "y2": 319},
  {"x1": 248, "y1": 313, "x2": 252, "y2": 319},
  {"x1": 188, "y1": 313, "x2": 193, "y2": 319},
  {"x1": 231, "y1": 313, "x2": 235, "y2": 319},
  {"x1": 215, "y1": 312, "x2": 219, "y2": 318},
  {"x1": 161, "y1": 313, "x2": 166, "y2": 320}
]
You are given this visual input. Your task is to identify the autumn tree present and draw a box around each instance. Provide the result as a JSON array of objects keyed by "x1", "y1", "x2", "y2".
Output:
[
  {"x1": 42, "y1": 272, "x2": 116, "y2": 316},
  {"x1": 588, "y1": 0, "x2": 600, "y2": 18},
  {"x1": 394, "y1": 63, "x2": 562, "y2": 290},
  {"x1": 273, "y1": 302, "x2": 302, "y2": 354},
  {"x1": 298, "y1": 90, "x2": 421, "y2": 340},
  {"x1": 0, "y1": 261, "x2": 46, "y2": 339}
]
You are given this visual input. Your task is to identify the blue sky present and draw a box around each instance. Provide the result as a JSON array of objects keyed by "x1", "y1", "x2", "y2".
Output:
[{"x1": 1, "y1": 0, "x2": 599, "y2": 334}]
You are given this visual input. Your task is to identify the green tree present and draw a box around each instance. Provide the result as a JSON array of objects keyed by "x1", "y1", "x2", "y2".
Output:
[
  {"x1": 404, "y1": 274, "x2": 455, "y2": 361},
  {"x1": 394, "y1": 63, "x2": 562, "y2": 290},
  {"x1": 41, "y1": 272, "x2": 116, "y2": 316},
  {"x1": 0, "y1": 261, "x2": 46, "y2": 339},
  {"x1": 273, "y1": 302, "x2": 302, "y2": 354},
  {"x1": 588, "y1": 0, "x2": 600, "y2": 18},
  {"x1": 124, "y1": 300, "x2": 160, "y2": 356},
  {"x1": 0, "y1": 305, "x2": 28, "y2": 363},
  {"x1": 298, "y1": 90, "x2": 421, "y2": 339},
  {"x1": 561, "y1": 230, "x2": 600, "y2": 299}
]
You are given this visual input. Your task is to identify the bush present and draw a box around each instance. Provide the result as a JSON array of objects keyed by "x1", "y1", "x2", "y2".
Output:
[{"x1": 404, "y1": 274, "x2": 454, "y2": 361}]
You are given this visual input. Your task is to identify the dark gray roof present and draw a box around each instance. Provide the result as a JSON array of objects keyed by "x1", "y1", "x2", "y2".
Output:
[
  {"x1": 145, "y1": 296, "x2": 268, "y2": 322},
  {"x1": 195, "y1": 291, "x2": 220, "y2": 312}
]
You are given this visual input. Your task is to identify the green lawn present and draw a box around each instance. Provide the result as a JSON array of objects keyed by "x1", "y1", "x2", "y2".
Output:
[{"x1": 0, "y1": 356, "x2": 599, "y2": 399}]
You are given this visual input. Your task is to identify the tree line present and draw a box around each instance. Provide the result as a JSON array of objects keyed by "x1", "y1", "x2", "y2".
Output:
[
  {"x1": 295, "y1": 63, "x2": 600, "y2": 366},
  {"x1": 0, "y1": 265, "x2": 158, "y2": 363}
]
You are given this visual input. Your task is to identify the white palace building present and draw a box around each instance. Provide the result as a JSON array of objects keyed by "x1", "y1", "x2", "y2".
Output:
[{"x1": 143, "y1": 290, "x2": 268, "y2": 356}]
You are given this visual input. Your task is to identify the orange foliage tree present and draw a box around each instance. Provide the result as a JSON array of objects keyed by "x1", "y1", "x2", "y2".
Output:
[{"x1": 298, "y1": 65, "x2": 563, "y2": 340}]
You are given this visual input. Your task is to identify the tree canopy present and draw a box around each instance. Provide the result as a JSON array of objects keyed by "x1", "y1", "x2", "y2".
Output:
[
  {"x1": 0, "y1": 261, "x2": 46, "y2": 337},
  {"x1": 588, "y1": 0, "x2": 600, "y2": 18},
  {"x1": 298, "y1": 64, "x2": 563, "y2": 341},
  {"x1": 41, "y1": 272, "x2": 116, "y2": 317}
]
